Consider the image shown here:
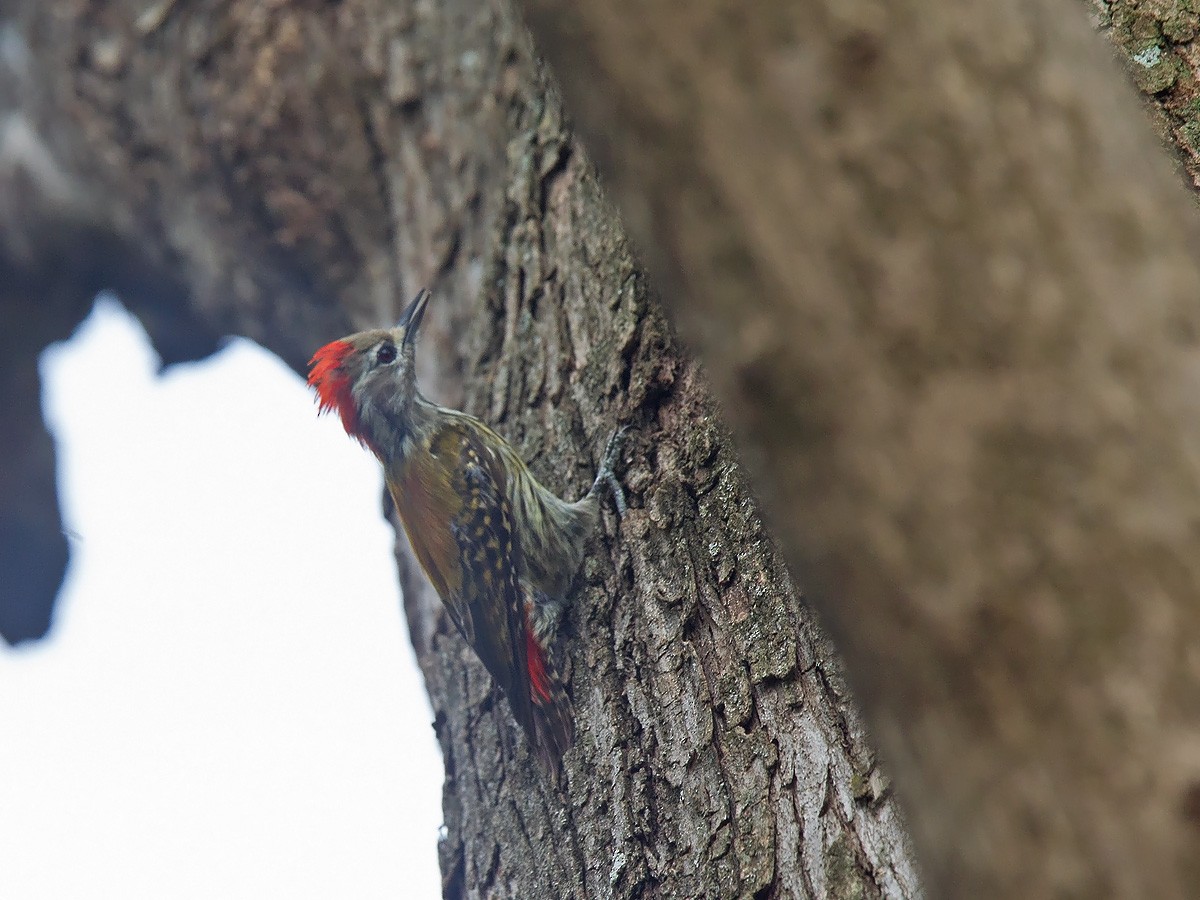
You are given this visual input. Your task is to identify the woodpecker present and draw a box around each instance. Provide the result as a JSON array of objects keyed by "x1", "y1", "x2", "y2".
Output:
[{"x1": 307, "y1": 288, "x2": 625, "y2": 771}]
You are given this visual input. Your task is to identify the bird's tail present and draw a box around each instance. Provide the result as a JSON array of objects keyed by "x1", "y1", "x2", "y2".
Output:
[
  {"x1": 515, "y1": 596, "x2": 575, "y2": 774},
  {"x1": 531, "y1": 674, "x2": 575, "y2": 773}
]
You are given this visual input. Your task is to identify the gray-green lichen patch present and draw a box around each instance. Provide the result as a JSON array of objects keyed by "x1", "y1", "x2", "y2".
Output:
[
  {"x1": 1105, "y1": 5, "x2": 1190, "y2": 93},
  {"x1": 1133, "y1": 41, "x2": 1181, "y2": 92},
  {"x1": 825, "y1": 833, "x2": 870, "y2": 900},
  {"x1": 1132, "y1": 42, "x2": 1164, "y2": 67}
]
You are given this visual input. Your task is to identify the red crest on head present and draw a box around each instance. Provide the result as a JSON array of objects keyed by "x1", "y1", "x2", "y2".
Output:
[{"x1": 307, "y1": 340, "x2": 366, "y2": 445}]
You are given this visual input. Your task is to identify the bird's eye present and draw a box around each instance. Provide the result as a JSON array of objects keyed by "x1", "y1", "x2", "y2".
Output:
[{"x1": 375, "y1": 343, "x2": 397, "y2": 365}]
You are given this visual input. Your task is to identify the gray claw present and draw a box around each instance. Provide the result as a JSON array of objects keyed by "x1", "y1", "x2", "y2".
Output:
[{"x1": 590, "y1": 425, "x2": 632, "y2": 517}]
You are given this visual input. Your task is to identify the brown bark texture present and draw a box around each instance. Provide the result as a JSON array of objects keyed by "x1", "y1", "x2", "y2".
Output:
[
  {"x1": 2, "y1": 1, "x2": 919, "y2": 899},
  {"x1": 513, "y1": 0, "x2": 1200, "y2": 897}
]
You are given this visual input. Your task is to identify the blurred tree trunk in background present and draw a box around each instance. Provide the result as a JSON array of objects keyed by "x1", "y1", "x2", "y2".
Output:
[{"x1": 5, "y1": 0, "x2": 1200, "y2": 897}]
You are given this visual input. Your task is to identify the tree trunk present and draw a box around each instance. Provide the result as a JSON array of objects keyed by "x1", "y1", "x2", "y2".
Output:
[
  {"x1": 2, "y1": 1, "x2": 918, "y2": 897},
  {"x1": 11, "y1": 0, "x2": 1200, "y2": 896}
]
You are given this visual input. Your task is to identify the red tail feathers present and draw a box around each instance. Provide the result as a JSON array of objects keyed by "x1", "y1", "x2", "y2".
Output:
[{"x1": 522, "y1": 607, "x2": 573, "y2": 770}]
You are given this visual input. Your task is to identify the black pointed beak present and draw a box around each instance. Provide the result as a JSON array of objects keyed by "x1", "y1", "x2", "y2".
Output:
[{"x1": 398, "y1": 288, "x2": 431, "y2": 344}]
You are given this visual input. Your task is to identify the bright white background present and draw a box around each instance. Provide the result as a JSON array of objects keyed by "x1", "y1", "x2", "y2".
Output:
[{"x1": 0, "y1": 296, "x2": 443, "y2": 898}]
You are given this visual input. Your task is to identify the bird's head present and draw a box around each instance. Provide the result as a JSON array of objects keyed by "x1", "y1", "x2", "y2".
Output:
[{"x1": 307, "y1": 288, "x2": 431, "y2": 455}]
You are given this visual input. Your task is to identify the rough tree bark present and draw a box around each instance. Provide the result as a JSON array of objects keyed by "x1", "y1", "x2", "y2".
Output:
[{"x1": 1, "y1": 1, "x2": 916, "y2": 898}]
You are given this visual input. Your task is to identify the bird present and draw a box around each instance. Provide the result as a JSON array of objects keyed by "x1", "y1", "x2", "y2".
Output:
[{"x1": 306, "y1": 288, "x2": 625, "y2": 770}]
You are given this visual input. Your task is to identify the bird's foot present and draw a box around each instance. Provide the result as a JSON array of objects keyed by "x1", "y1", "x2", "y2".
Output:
[{"x1": 589, "y1": 425, "x2": 631, "y2": 517}]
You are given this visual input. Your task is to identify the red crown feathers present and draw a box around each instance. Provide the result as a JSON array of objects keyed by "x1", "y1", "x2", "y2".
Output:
[{"x1": 307, "y1": 340, "x2": 367, "y2": 446}]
